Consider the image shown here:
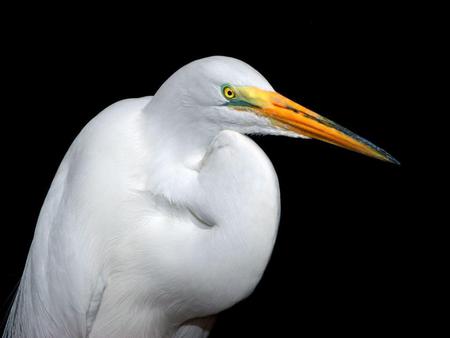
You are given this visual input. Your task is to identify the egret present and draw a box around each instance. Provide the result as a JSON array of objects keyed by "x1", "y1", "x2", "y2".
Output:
[{"x1": 4, "y1": 56, "x2": 398, "y2": 338}]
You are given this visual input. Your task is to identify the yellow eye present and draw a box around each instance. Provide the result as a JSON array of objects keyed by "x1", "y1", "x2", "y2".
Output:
[{"x1": 223, "y1": 86, "x2": 236, "y2": 99}]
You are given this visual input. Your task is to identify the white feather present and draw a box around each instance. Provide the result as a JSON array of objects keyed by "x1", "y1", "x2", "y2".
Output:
[{"x1": 4, "y1": 56, "x2": 302, "y2": 337}]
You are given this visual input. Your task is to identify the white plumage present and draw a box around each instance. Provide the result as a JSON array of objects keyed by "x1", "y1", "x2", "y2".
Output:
[{"x1": 4, "y1": 56, "x2": 397, "y2": 338}]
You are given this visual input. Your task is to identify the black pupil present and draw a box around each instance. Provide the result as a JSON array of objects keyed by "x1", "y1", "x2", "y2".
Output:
[{"x1": 227, "y1": 90, "x2": 232, "y2": 96}]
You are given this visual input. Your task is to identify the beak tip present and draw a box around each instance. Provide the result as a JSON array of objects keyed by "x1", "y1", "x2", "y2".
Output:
[
  {"x1": 382, "y1": 153, "x2": 400, "y2": 166},
  {"x1": 390, "y1": 157, "x2": 401, "y2": 166}
]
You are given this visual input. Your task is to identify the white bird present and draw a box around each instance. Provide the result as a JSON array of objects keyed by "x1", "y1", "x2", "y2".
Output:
[{"x1": 4, "y1": 56, "x2": 398, "y2": 338}]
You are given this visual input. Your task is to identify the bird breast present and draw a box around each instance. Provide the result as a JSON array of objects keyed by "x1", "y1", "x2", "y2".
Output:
[{"x1": 130, "y1": 130, "x2": 282, "y2": 318}]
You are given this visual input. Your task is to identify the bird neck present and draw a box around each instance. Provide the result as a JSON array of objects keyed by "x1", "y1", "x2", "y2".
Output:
[
  {"x1": 143, "y1": 97, "x2": 219, "y2": 165},
  {"x1": 140, "y1": 97, "x2": 220, "y2": 200},
  {"x1": 138, "y1": 97, "x2": 279, "y2": 320}
]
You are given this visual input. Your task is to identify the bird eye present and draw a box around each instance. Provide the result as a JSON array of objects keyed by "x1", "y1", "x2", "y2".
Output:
[{"x1": 222, "y1": 86, "x2": 236, "y2": 100}]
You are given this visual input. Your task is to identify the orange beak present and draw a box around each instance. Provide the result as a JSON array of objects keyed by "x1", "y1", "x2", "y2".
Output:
[{"x1": 233, "y1": 86, "x2": 399, "y2": 164}]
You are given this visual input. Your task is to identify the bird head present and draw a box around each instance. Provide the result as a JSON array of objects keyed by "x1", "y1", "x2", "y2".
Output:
[{"x1": 152, "y1": 56, "x2": 398, "y2": 164}]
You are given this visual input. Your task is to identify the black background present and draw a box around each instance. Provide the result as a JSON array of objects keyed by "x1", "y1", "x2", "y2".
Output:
[{"x1": 2, "y1": 5, "x2": 428, "y2": 337}]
